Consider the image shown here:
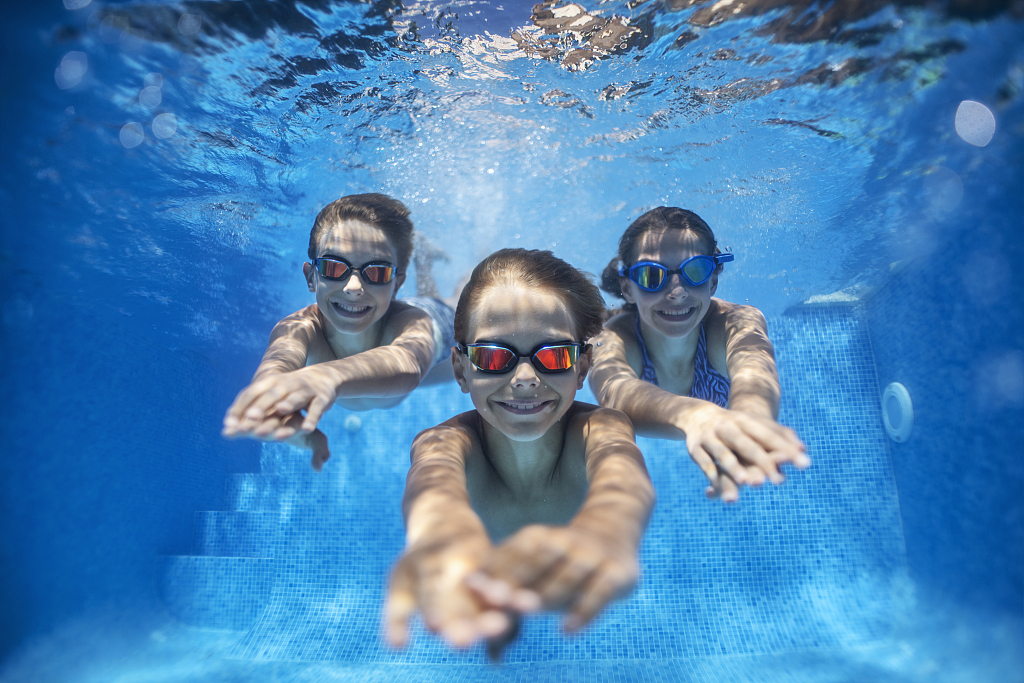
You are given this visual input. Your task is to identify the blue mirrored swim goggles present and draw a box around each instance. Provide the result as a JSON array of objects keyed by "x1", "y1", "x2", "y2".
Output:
[{"x1": 619, "y1": 253, "x2": 734, "y2": 291}]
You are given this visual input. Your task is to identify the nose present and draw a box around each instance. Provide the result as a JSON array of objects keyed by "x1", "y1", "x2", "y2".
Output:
[
  {"x1": 510, "y1": 359, "x2": 540, "y2": 388},
  {"x1": 664, "y1": 273, "x2": 689, "y2": 298},
  {"x1": 342, "y1": 272, "x2": 365, "y2": 295}
]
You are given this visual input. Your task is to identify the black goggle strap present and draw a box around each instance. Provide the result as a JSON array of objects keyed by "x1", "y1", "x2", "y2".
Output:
[{"x1": 460, "y1": 342, "x2": 582, "y2": 373}]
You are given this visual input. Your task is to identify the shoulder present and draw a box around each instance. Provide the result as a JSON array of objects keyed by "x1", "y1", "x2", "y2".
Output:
[
  {"x1": 593, "y1": 311, "x2": 640, "y2": 357},
  {"x1": 591, "y1": 312, "x2": 642, "y2": 376},
  {"x1": 270, "y1": 305, "x2": 324, "y2": 339},
  {"x1": 567, "y1": 402, "x2": 636, "y2": 438},
  {"x1": 707, "y1": 298, "x2": 767, "y2": 327},
  {"x1": 379, "y1": 299, "x2": 434, "y2": 344},
  {"x1": 603, "y1": 311, "x2": 639, "y2": 337},
  {"x1": 705, "y1": 298, "x2": 768, "y2": 344},
  {"x1": 410, "y1": 411, "x2": 481, "y2": 460}
]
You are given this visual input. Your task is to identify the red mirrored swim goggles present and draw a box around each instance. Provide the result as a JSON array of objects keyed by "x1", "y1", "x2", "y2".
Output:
[
  {"x1": 311, "y1": 256, "x2": 399, "y2": 285},
  {"x1": 459, "y1": 341, "x2": 588, "y2": 374}
]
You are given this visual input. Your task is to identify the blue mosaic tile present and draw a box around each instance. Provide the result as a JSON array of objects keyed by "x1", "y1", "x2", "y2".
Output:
[{"x1": 157, "y1": 555, "x2": 274, "y2": 630}]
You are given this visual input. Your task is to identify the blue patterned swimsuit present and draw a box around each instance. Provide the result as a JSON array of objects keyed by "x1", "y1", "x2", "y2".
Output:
[{"x1": 634, "y1": 317, "x2": 731, "y2": 408}]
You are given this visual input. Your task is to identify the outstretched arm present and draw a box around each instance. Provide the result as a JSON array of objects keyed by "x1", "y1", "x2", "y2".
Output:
[
  {"x1": 385, "y1": 418, "x2": 513, "y2": 650},
  {"x1": 223, "y1": 304, "x2": 436, "y2": 440},
  {"x1": 470, "y1": 407, "x2": 655, "y2": 633},
  {"x1": 589, "y1": 317, "x2": 806, "y2": 501},
  {"x1": 706, "y1": 299, "x2": 781, "y2": 420}
]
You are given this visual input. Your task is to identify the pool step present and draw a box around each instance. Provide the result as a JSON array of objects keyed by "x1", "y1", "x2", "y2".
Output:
[
  {"x1": 223, "y1": 473, "x2": 280, "y2": 511},
  {"x1": 157, "y1": 473, "x2": 282, "y2": 630},
  {"x1": 157, "y1": 555, "x2": 274, "y2": 630},
  {"x1": 192, "y1": 511, "x2": 278, "y2": 557}
]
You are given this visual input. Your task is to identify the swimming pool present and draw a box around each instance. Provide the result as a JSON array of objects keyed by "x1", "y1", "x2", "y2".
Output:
[{"x1": 1, "y1": 1, "x2": 1021, "y2": 681}]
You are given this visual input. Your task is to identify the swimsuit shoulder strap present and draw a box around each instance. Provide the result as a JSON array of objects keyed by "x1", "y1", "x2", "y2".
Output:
[{"x1": 634, "y1": 317, "x2": 659, "y2": 386}]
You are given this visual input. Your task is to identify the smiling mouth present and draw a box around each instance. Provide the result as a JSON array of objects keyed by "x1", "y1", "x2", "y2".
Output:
[
  {"x1": 656, "y1": 305, "x2": 697, "y2": 322},
  {"x1": 495, "y1": 400, "x2": 554, "y2": 415},
  {"x1": 331, "y1": 301, "x2": 372, "y2": 318}
]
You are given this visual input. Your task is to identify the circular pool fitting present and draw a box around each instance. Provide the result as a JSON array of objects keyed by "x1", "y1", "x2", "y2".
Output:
[{"x1": 881, "y1": 382, "x2": 914, "y2": 443}]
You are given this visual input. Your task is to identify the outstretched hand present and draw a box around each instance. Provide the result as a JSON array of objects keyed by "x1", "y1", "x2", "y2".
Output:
[
  {"x1": 467, "y1": 522, "x2": 639, "y2": 635},
  {"x1": 221, "y1": 408, "x2": 331, "y2": 471},
  {"x1": 680, "y1": 404, "x2": 809, "y2": 502},
  {"x1": 385, "y1": 531, "x2": 513, "y2": 652},
  {"x1": 222, "y1": 366, "x2": 339, "y2": 439}
]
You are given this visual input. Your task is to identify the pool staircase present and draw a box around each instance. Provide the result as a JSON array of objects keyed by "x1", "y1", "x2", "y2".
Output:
[
  {"x1": 156, "y1": 304, "x2": 913, "y2": 676},
  {"x1": 157, "y1": 473, "x2": 281, "y2": 630}
]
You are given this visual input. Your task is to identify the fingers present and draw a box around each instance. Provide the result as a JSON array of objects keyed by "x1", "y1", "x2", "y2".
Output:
[
  {"x1": 564, "y1": 562, "x2": 637, "y2": 632},
  {"x1": 486, "y1": 612, "x2": 520, "y2": 662},
  {"x1": 480, "y1": 526, "x2": 564, "y2": 593},
  {"x1": 301, "y1": 396, "x2": 331, "y2": 432},
  {"x1": 702, "y1": 438, "x2": 748, "y2": 489},
  {"x1": 307, "y1": 429, "x2": 330, "y2": 472},
  {"x1": 687, "y1": 443, "x2": 721, "y2": 491},
  {"x1": 732, "y1": 416, "x2": 810, "y2": 470},
  {"x1": 385, "y1": 559, "x2": 416, "y2": 648}
]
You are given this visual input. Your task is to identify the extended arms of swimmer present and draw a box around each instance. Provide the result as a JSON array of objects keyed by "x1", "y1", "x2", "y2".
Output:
[
  {"x1": 472, "y1": 407, "x2": 655, "y2": 633},
  {"x1": 223, "y1": 303, "x2": 436, "y2": 436},
  {"x1": 589, "y1": 309, "x2": 807, "y2": 501},
  {"x1": 386, "y1": 418, "x2": 511, "y2": 649}
]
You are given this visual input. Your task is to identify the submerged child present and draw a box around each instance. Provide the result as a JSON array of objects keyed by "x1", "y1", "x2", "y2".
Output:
[
  {"x1": 590, "y1": 207, "x2": 810, "y2": 502},
  {"x1": 222, "y1": 193, "x2": 457, "y2": 470},
  {"x1": 386, "y1": 248, "x2": 655, "y2": 655}
]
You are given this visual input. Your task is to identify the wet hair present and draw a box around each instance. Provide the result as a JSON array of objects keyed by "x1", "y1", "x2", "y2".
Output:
[
  {"x1": 307, "y1": 193, "x2": 414, "y2": 272},
  {"x1": 599, "y1": 207, "x2": 722, "y2": 306},
  {"x1": 454, "y1": 248, "x2": 605, "y2": 344}
]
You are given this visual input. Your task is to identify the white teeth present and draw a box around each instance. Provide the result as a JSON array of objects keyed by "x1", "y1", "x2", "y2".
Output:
[
  {"x1": 334, "y1": 302, "x2": 369, "y2": 313},
  {"x1": 505, "y1": 402, "x2": 542, "y2": 410},
  {"x1": 660, "y1": 307, "x2": 694, "y2": 317}
]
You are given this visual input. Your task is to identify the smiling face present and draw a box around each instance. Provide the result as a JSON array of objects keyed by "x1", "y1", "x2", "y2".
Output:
[
  {"x1": 453, "y1": 284, "x2": 590, "y2": 442},
  {"x1": 621, "y1": 228, "x2": 718, "y2": 339},
  {"x1": 303, "y1": 219, "x2": 406, "y2": 338}
]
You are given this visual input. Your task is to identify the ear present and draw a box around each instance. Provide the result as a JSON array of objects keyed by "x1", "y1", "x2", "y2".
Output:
[
  {"x1": 303, "y1": 261, "x2": 316, "y2": 293},
  {"x1": 392, "y1": 273, "x2": 407, "y2": 300},
  {"x1": 619, "y1": 276, "x2": 638, "y2": 305},
  {"x1": 451, "y1": 346, "x2": 470, "y2": 394},
  {"x1": 709, "y1": 271, "x2": 719, "y2": 297},
  {"x1": 575, "y1": 345, "x2": 593, "y2": 389}
]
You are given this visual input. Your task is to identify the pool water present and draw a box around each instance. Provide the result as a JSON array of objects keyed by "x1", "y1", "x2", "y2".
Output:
[{"x1": 1, "y1": 1, "x2": 1021, "y2": 681}]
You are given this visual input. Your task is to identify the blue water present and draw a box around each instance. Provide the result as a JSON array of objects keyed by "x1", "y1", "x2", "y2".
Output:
[{"x1": 1, "y1": 1, "x2": 1022, "y2": 681}]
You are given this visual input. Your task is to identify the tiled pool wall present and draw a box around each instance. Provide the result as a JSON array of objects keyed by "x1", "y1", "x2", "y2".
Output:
[
  {"x1": 149, "y1": 303, "x2": 910, "y2": 667},
  {"x1": 0, "y1": 305, "x2": 263, "y2": 658},
  {"x1": 3, "y1": 244, "x2": 1020, "y2": 675},
  {"x1": 863, "y1": 210, "x2": 1024, "y2": 613}
]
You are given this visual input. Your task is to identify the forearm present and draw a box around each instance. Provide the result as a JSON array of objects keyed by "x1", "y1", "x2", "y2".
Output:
[
  {"x1": 598, "y1": 377, "x2": 711, "y2": 440},
  {"x1": 573, "y1": 412, "x2": 655, "y2": 550},
  {"x1": 313, "y1": 346, "x2": 427, "y2": 400},
  {"x1": 250, "y1": 311, "x2": 317, "y2": 383},
  {"x1": 403, "y1": 426, "x2": 489, "y2": 547},
  {"x1": 727, "y1": 371, "x2": 780, "y2": 419},
  {"x1": 572, "y1": 455, "x2": 654, "y2": 551}
]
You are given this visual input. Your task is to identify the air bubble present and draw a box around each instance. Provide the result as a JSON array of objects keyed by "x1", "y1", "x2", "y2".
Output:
[
  {"x1": 55, "y1": 51, "x2": 88, "y2": 89},
  {"x1": 178, "y1": 13, "x2": 202, "y2": 36},
  {"x1": 954, "y1": 100, "x2": 995, "y2": 147},
  {"x1": 139, "y1": 86, "x2": 162, "y2": 109},
  {"x1": 120, "y1": 122, "x2": 145, "y2": 148},
  {"x1": 152, "y1": 113, "x2": 177, "y2": 139}
]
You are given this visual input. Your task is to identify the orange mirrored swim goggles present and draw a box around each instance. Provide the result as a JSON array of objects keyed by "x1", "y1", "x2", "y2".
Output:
[{"x1": 459, "y1": 341, "x2": 587, "y2": 374}]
